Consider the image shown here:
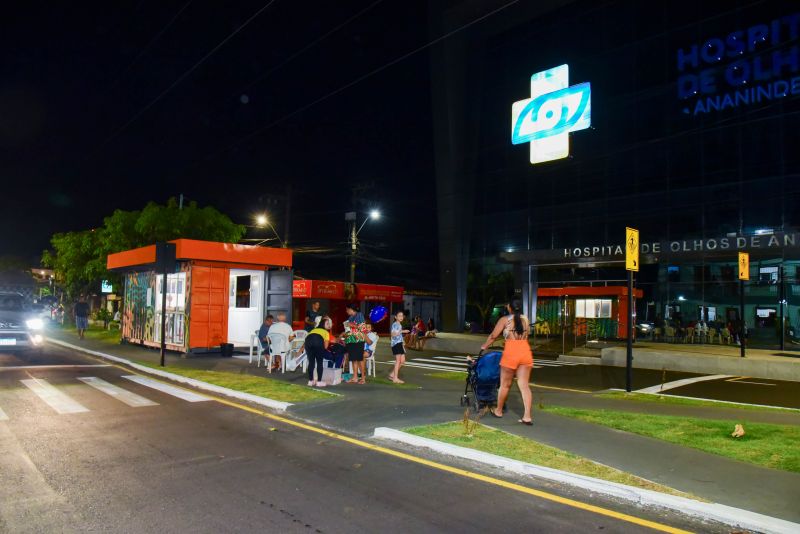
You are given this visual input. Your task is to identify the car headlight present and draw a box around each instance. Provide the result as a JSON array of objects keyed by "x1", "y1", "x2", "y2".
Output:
[{"x1": 26, "y1": 318, "x2": 44, "y2": 330}]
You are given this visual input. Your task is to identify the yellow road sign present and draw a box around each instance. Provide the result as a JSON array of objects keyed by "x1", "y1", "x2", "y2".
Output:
[
  {"x1": 625, "y1": 227, "x2": 639, "y2": 271},
  {"x1": 739, "y1": 252, "x2": 749, "y2": 280}
]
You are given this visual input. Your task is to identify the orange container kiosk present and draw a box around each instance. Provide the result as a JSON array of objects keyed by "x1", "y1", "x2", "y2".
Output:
[{"x1": 108, "y1": 239, "x2": 293, "y2": 353}]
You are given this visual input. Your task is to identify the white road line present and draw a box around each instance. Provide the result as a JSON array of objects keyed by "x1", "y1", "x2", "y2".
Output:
[
  {"x1": 635, "y1": 374, "x2": 735, "y2": 394},
  {"x1": 413, "y1": 358, "x2": 467, "y2": 366},
  {"x1": 726, "y1": 379, "x2": 776, "y2": 386},
  {"x1": 431, "y1": 356, "x2": 469, "y2": 362},
  {"x1": 377, "y1": 361, "x2": 467, "y2": 373},
  {"x1": 0, "y1": 364, "x2": 111, "y2": 372},
  {"x1": 77, "y1": 377, "x2": 159, "y2": 407},
  {"x1": 21, "y1": 378, "x2": 90, "y2": 414},
  {"x1": 122, "y1": 375, "x2": 210, "y2": 402},
  {"x1": 0, "y1": 406, "x2": 7, "y2": 421}
]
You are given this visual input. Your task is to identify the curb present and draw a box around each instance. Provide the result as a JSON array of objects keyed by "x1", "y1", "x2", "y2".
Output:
[
  {"x1": 373, "y1": 427, "x2": 800, "y2": 534},
  {"x1": 48, "y1": 338, "x2": 292, "y2": 412}
]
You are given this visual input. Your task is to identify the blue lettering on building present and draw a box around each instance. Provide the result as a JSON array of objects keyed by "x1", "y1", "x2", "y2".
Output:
[{"x1": 676, "y1": 13, "x2": 800, "y2": 116}]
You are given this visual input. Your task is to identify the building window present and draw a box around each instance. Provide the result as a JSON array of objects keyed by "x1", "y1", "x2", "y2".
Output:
[
  {"x1": 667, "y1": 265, "x2": 680, "y2": 282},
  {"x1": 758, "y1": 266, "x2": 778, "y2": 285},
  {"x1": 576, "y1": 299, "x2": 612, "y2": 318}
]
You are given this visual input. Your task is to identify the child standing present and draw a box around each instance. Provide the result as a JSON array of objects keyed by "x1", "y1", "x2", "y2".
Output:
[
  {"x1": 364, "y1": 323, "x2": 379, "y2": 358},
  {"x1": 389, "y1": 311, "x2": 409, "y2": 384}
]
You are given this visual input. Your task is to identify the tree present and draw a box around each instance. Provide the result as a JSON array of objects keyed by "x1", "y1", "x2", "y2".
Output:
[
  {"x1": 466, "y1": 261, "x2": 514, "y2": 331},
  {"x1": 42, "y1": 198, "x2": 246, "y2": 298}
]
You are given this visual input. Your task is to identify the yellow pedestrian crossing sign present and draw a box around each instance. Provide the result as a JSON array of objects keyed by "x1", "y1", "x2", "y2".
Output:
[
  {"x1": 625, "y1": 227, "x2": 639, "y2": 272},
  {"x1": 739, "y1": 252, "x2": 749, "y2": 280}
]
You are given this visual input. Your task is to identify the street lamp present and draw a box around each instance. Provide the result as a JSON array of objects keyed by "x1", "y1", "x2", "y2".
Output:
[
  {"x1": 253, "y1": 214, "x2": 285, "y2": 247},
  {"x1": 347, "y1": 209, "x2": 381, "y2": 284}
]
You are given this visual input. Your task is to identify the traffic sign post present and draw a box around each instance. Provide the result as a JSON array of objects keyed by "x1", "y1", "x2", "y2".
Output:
[
  {"x1": 739, "y1": 252, "x2": 749, "y2": 359},
  {"x1": 625, "y1": 228, "x2": 638, "y2": 392}
]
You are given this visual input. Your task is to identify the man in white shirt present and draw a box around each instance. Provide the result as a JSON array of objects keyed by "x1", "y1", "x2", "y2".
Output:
[{"x1": 267, "y1": 312, "x2": 295, "y2": 370}]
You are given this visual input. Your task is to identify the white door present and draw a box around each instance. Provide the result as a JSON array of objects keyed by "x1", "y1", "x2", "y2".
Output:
[{"x1": 227, "y1": 270, "x2": 264, "y2": 346}]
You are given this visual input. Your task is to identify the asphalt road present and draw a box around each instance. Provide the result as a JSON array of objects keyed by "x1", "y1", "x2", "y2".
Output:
[
  {"x1": 0, "y1": 344, "x2": 730, "y2": 533},
  {"x1": 400, "y1": 350, "x2": 800, "y2": 408}
]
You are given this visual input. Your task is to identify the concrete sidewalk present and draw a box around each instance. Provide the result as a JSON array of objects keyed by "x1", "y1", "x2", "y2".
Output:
[{"x1": 46, "y1": 327, "x2": 800, "y2": 523}]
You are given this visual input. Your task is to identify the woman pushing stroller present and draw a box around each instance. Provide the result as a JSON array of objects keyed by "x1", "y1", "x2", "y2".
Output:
[{"x1": 480, "y1": 299, "x2": 533, "y2": 425}]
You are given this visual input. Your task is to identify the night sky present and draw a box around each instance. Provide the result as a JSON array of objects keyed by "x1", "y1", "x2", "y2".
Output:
[{"x1": 1, "y1": 0, "x2": 438, "y2": 288}]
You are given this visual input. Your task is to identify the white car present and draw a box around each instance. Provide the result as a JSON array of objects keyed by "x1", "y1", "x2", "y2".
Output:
[{"x1": 0, "y1": 292, "x2": 45, "y2": 352}]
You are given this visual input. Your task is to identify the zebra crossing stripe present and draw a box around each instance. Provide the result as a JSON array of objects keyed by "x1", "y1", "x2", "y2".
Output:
[
  {"x1": 77, "y1": 377, "x2": 158, "y2": 407},
  {"x1": 122, "y1": 375, "x2": 210, "y2": 402},
  {"x1": 432, "y1": 356, "x2": 470, "y2": 362},
  {"x1": 21, "y1": 378, "x2": 90, "y2": 414},
  {"x1": 0, "y1": 406, "x2": 7, "y2": 421}
]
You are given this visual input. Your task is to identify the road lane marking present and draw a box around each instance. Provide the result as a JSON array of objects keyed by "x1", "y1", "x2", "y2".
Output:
[
  {"x1": 87, "y1": 358, "x2": 687, "y2": 533},
  {"x1": 122, "y1": 375, "x2": 210, "y2": 402},
  {"x1": 0, "y1": 406, "x2": 7, "y2": 421},
  {"x1": 724, "y1": 377, "x2": 776, "y2": 386},
  {"x1": 21, "y1": 378, "x2": 90, "y2": 414},
  {"x1": 377, "y1": 361, "x2": 468, "y2": 372},
  {"x1": 0, "y1": 364, "x2": 111, "y2": 372},
  {"x1": 77, "y1": 377, "x2": 158, "y2": 407},
  {"x1": 531, "y1": 383, "x2": 594, "y2": 394},
  {"x1": 635, "y1": 374, "x2": 734, "y2": 394},
  {"x1": 208, "y1": 396, "x2": 690, "y2": 534}
]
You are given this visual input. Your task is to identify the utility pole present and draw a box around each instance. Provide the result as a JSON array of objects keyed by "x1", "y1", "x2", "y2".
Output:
[
  {"x1": 283, "y1": 184, "x2": 291, "y2": 248},
  {"x1": 346, "y1": 212, "x2": 357, "y2": 284},
  {"x1": 738, "y1": 252, "x2": 749, "y2": 358}
]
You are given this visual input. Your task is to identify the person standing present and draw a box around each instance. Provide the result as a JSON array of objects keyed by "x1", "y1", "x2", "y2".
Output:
[
  {"x1": 74, "y1": 295, "x2": 89, "y2": 340},
  {"x1": 305, "y1": 317, "x2": 332, "y2": 387},
  {"x1": 389, "y1": 311, "x2": 409, "y2": 384},
  {"x1": 343, "y1": 303, "x2": 367, "y2": 384},
  {"x1": 305, "y1": 301, "x2": 322, "y2": 332},
  {"x1": 480, "y1": 299, "x2": 533, "y2": 425}
]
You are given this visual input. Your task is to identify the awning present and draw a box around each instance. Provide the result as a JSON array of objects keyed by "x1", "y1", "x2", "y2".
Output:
[
  {"x1": 538, "y1": 286, "x2": 643, "y2": 298},
  {"x1": 292, "y1": 280, "x2": 345, "y2": 299},
  {"x1": 108, "y1": 239, "x2": 292, "y2": 271},
  {"x1": 356, "y1": 283, "x2": 404, "y2": 302}
]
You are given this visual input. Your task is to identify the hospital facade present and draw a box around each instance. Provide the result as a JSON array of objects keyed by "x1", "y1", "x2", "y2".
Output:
[{"x1": 430, "y1": 0, "x2": 800, "y2": 350}]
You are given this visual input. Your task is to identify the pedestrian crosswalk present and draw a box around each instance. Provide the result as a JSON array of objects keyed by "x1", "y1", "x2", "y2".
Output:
[
  {"x1": 403, "y1": 354, "x2": 590, "y2": 373},
  {"x1": 0, "y1": 375, "x2": 210, "y2": 421}
]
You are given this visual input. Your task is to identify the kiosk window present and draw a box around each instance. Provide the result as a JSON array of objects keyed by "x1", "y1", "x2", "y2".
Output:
[
  {"x1": 235, "y1": 275, "x2": 251, "y2": 308},
  {"x1": 576, "y1": 299, "x2": 612, "y2": 319}
]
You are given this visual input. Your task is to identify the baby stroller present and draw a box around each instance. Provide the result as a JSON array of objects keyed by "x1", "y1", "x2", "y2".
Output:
[{"x1": 460, "y1": 351, "x2": 501, "y2": 412}]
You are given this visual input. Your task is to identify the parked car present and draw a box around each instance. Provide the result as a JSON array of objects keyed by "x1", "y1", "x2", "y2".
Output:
[
  {"x1": 635, "y1": 322, "x2": 655, "y2": 337},
  {"x1": 0, "y1": 292, "x2": 45, "y2": 352}
]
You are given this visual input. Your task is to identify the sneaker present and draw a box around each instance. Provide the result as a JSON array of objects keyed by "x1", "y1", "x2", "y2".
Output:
[
  {"x1": 316, "y1": 382, "x2": 326, "y2": 387},
  {"x1": 307, "y1": 380, "x2": 315, "y2": 386}
]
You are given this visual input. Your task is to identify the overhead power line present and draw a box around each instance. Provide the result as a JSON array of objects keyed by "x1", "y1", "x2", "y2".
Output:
[
  {"x1": 234, "y1": 0, "x2": 385, "y2": 99},
  {"x1": 217, "y1": 0, "x2": 520, "y2": 156},
  {"x1": 97, "y1": 0, "x2": 280, "y2": 149},
  {"x1": 109, "y1": 0, "x2": 194, "y2": 88}
]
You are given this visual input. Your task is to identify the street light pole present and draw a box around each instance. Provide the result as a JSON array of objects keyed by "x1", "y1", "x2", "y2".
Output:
[{"x1": 346, "y1": 210, "x2": 380, "y2": 285}]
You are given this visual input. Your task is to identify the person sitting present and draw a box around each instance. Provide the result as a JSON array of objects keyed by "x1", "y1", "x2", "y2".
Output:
[{"x1": 267, "y1": 312, "x2": 295, "y2": 370}]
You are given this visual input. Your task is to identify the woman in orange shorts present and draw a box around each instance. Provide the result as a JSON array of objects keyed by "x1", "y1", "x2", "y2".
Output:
[{"x1": 480, "y1": 299, "x2": 533, "y2": 425}]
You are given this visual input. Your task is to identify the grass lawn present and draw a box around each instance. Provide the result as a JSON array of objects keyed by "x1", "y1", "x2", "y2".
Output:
[
  {"x1": 544, "y1": 406, "x2": 800, "y2": 473},
  {"x1": 56, "y1": 324, "x2": 121, "y2": 344},
  {"x1": 425, "y1": 371, "x2": 466, "y2": 381},
  {"x1": 598, "y1": 391, "x2": 800, "y2": 413},
  {"x1": 406, "y1": 422, "x2": 692, "y2": 497},
  {"x1": 135, "y1": 361, "x2": 334, "y2": 403}
]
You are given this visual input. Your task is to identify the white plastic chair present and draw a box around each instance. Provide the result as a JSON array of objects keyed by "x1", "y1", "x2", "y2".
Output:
[
  {"x1": 268, "y1": 332, "x2": 290, "y2": 373},
  {"x1": 255, "y1": 337, "x2": 272, "y2": 368},
  {"x1": 286, "y1": 338, "x2": 308, "y2": 373},
  {"x1": 293, "y1": 330, "x2": 308, "y2": 340},
  {"x1": 349, "y1": 345, "x2": 376, "y2": 378}
]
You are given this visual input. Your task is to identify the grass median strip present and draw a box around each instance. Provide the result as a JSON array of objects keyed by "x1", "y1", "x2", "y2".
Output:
[
  {"x1": 56, "y1": 325, "x2": 121, "y2": 344},
  {"x1": 425, "y1": 371, "x2": 466, "y2": 381},
  {"x1": 544, "y1": 406, "x2": 800, "y2": 473},
  {"x1": 135, "y1": 361, "x2": 334, "y2": 403},
  {"x1": 405, "y1": 421, "x2": 693, "y2": 498},
  {"x1": 598, "y1": 391, "x2": 800, "y2": 413}
]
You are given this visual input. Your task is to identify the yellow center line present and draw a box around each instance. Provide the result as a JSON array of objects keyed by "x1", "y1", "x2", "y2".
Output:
[{"x1": 105, "y1": 359, "x2": 691, "y2": 534}]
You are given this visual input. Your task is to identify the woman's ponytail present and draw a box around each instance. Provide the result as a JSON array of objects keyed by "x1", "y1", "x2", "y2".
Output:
[{"x1": 510, "y1": 299, "x2": 524, "y2": 336}]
